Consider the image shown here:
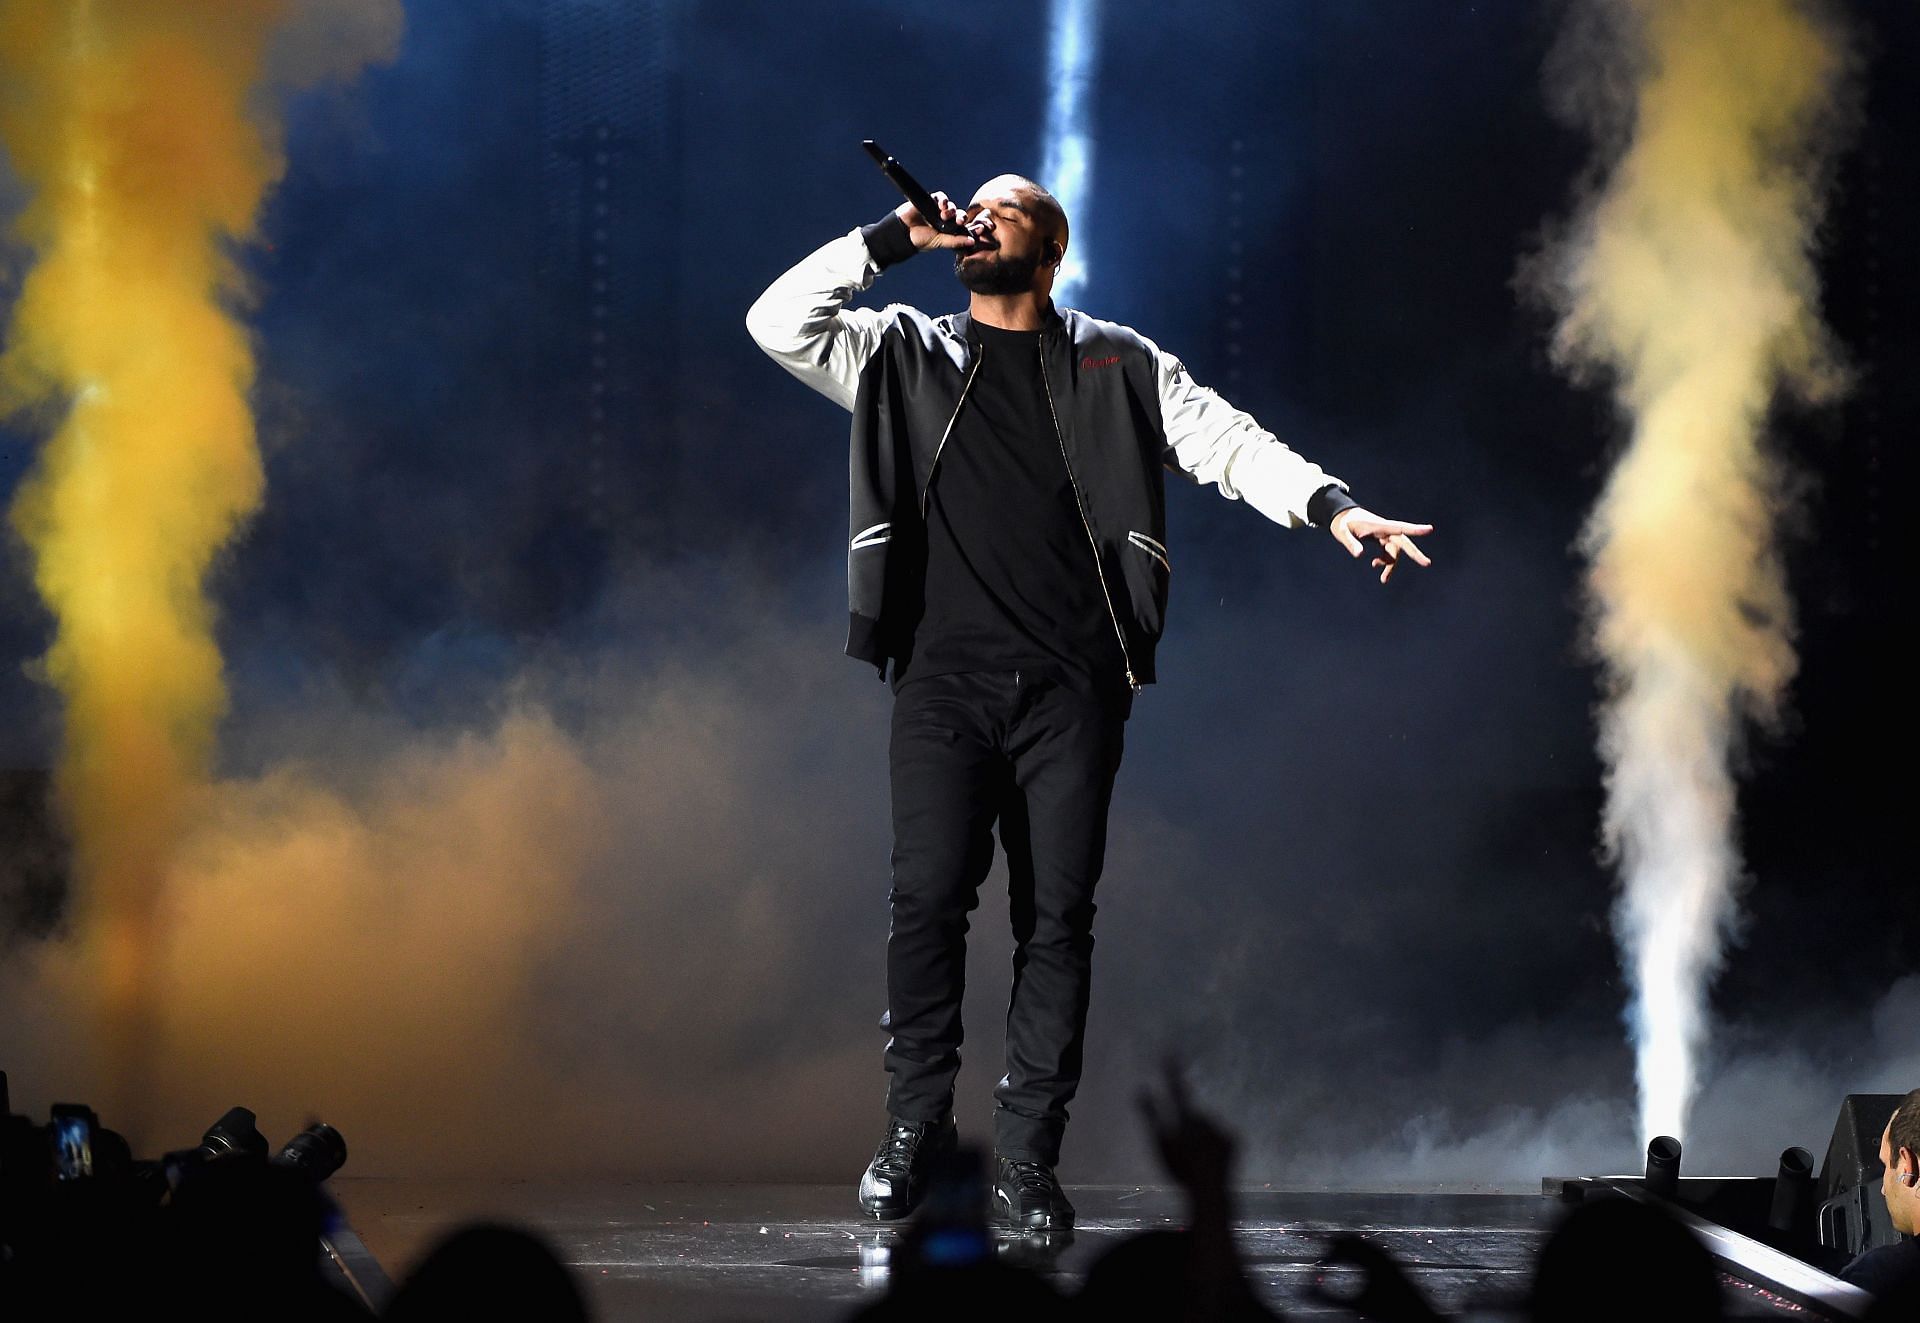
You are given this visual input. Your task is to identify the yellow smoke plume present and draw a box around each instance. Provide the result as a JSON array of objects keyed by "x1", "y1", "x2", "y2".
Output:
[
  {"x1": 0, "y1": 0, "x2": 398, "y2": 1133},
  {"x1": 1535, "y1": 0, "x2": 1851, "y2": 1142}
]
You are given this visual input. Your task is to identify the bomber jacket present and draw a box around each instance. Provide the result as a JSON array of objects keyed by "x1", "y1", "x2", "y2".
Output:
[{"x1": 745, "y1": 218, "x2": 1351, "y2": 692}]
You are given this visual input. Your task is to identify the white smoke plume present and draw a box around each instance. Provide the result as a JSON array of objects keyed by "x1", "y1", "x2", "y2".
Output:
[{"x1": 1531, "y1": 0, "x2": 1854, "y2": 1143}]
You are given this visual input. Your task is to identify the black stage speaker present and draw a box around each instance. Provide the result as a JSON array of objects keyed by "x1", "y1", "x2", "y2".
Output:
[{"x1": 1815, "y1": 1092, "x2": 1903, "y2": 1259}]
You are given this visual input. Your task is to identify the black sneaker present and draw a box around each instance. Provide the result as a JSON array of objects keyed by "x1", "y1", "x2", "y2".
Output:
[
  {"x1": 858, "y1": 1115, "x2": 958, "y2": 1220},
  {"x1": 992, "y1": 1153, "x2": 1075, "y2": 1235}
]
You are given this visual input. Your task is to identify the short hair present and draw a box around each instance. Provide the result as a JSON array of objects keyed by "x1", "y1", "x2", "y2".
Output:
[
  {"x1": 1892, "y1": 1089, "x2": 1920, "y2": 1165},
  {"x1": 1009, "y1": 175, "x2": 1069, "y2": 253}
]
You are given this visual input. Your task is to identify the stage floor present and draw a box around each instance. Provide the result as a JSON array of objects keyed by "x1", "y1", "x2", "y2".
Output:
[
  {"x1": 333, "y1": 1180, "x2": 1551, "y2": 1319},
  {"x1": 332, "y1": 1180, "x2": 1819, "y2": 1320}
]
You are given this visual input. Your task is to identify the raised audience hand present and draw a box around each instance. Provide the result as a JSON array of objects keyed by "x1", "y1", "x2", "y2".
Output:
[
  {"x1": 1137, "y1": 1058, "x2": 1235, "y2": 1210},
  {"x1": 1134, "y1": 1060, "x2": 1282, "y2": 1320}
]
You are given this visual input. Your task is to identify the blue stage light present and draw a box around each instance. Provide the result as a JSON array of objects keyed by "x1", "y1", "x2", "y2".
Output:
[{"x1": 1040, "y1": 0, "x2": 1099, "y2": 305}]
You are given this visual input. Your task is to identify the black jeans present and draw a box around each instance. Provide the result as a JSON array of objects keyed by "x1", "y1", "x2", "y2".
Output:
[{"x1": 882, "y1": 668, "x2": 1130, "y2": 1165}]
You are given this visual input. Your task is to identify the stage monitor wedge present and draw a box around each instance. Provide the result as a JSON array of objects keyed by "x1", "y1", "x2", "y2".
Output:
[
  {"x1": 1816, "y1": 1092, "x2": 1905, "y2": 1261},
  {"x1": 1818, "y1": 1093, "x2": 1903, "y2": 1203}
]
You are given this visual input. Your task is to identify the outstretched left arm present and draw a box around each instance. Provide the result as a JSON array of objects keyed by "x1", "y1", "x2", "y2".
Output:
[
  {"x1": 1149, "y1": 338, "x2": 1340, "y2": 528},
  {"x1": 1148, "y1": 338, "x2": 1433, "y2": 584}
]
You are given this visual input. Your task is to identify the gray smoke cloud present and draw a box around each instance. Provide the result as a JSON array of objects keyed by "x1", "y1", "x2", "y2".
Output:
[
  {"x1": 0, "y1": 545, "x2": 1908, "y2": 1185},
  {"x1": 0, "y1": 557, "x2": 891, "y2": 1174}
]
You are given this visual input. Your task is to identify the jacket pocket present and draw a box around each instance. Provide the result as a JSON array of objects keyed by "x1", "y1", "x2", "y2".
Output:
[
  {"x1": 850, "y1": 521, "x2": 892, "y2": 551},
  {"x1": 1126, "y1": 530, "x2": 1170, "y2": 574}
]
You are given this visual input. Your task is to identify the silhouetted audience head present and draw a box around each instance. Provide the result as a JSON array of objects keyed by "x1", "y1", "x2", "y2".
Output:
[
  {"x1": 849, "y1": 1258, "x2": 1062, "y2": 1323},
  {"x1": 1531, "y1": 1197, "x2": 1721, "y2": 1322},
  {"x1": 382, "y1": 1222, "x2": 590, "y2": 1323},
  {"x1": 1076, "y1": 1229, "x2": 1194, "y2": 1320}
]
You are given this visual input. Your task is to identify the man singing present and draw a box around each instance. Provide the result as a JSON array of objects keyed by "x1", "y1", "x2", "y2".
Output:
[{"x1": 745, "y1": 174, "x2": 1432, "y2": 1236}]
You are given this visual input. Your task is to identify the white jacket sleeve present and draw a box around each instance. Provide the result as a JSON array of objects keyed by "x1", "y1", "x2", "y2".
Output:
[
  {"x1": 745, "y1": 228, "x2": 897, "y2": 413},
  {"x1": 1149, "y1": 338, "x2": 1346, "y2": 529}
]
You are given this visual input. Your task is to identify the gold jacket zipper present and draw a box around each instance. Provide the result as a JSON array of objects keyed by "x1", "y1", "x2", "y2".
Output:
[{"x1": 1037, "y1": 345, "x2": 1140, "y2": 693}]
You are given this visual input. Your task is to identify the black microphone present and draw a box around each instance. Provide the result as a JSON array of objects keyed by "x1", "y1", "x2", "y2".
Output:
[{"x1": 861, "y1": 140, "x2": 972, "y2": 236}]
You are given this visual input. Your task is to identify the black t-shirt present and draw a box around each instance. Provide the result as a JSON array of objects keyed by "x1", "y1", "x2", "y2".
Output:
[
  {"x1": 893, "y1": 319, "x2": 1128, "y2": 692},
  {"x1": 1842, "y1": 1234, "x2": 1920, "y2": 1297}
]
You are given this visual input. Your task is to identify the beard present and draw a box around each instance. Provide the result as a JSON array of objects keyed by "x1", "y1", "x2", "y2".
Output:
[{"x1": 954, "y1": 245, "x2": 1044, "y2": 295}]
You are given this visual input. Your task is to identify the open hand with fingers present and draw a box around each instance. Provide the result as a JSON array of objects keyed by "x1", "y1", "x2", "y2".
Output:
[{"x1": 1329, "y1": 508, "x2": 1434, "y2": 585}]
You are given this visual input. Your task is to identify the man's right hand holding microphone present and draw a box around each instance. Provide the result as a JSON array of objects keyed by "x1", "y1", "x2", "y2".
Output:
[{"x1": 895, "y1": 192, "x2": 992, "y2": 253}]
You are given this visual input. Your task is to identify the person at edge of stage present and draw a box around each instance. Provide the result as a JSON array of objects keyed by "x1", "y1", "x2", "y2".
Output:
[
  {"x1": 744, "y1": 172, "x2": 1433, "y2": 1238},
  {"x1": 1841, "y1": 1089, "x2": 1920, "y2": 1297}
]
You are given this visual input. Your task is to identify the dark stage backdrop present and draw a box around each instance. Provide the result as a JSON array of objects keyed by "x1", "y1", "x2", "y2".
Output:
[{"x1": 0, "y1": 0, "x2": 1913, "y2": 1183}]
